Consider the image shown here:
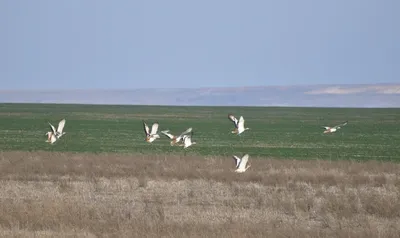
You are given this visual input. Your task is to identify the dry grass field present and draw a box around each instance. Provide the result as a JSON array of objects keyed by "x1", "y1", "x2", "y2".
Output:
[
  {"x1": 0, "y1": 151, "x2": 399, "y2": 237},
  {"x1": 1, "y1": 104, "x2": 399, "y2": 237}
]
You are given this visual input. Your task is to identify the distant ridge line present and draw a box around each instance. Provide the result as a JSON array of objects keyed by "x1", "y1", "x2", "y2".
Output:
[{"x1": 0, "y1": 83, "x2": 399, "y2": 108}]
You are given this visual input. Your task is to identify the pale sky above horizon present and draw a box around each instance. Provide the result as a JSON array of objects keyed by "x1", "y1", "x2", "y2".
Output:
[{"x1": 1, "y1": 0, "x2": 399, "y2": 90}]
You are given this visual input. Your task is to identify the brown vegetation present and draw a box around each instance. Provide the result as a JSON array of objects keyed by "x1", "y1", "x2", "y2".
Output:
[{"x1": 0, "y1": 151, "x2": 399, "y2": 237}]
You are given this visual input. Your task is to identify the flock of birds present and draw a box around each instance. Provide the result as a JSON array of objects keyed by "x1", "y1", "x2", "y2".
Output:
[{"x1": 44, "y1": 114, "x2": 348, "y2": 173}]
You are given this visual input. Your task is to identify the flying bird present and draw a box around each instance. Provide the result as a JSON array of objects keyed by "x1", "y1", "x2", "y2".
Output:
[
  {"x1": 228, "y1": 114, "x2": 250, "y2": 135},
  {"x1": 180, "y1": 131, "x2": 196, "y2": 149},
  {"x1": 232, "y1": 154, "x2": 251, "y2": 173},
  {"x1": 161, "y1": 127, "x2": 193, "y2": 146},
  {"x1": 143, "y1": 120, "x2": 160, "y2": 143},
  {"x1": 46, "y1": 119, "x2": 66, "y2": 144},
  {"x1": 322, "y1": 121, "x2": 348, "y2": 134}
]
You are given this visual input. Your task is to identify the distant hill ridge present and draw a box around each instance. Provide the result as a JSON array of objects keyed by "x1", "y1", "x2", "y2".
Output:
[{"x1": 0, "y1": 84, "x2": 399, "y2": 107}]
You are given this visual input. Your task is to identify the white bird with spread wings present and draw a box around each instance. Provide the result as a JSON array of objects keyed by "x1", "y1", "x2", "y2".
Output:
[
  {"x1": 143, "y1": 120, "x2": 160, "y2": 143},
  {"x1": 181, "y1": 131, "x2": 196, "y2": 149},
  {"x1": 161, "y1": 127, "x2": 193, "y2": 146},
  {"x1": 322, "y1": 121, "x2": 348, "y2": 134},
  {"x1": 46, "y1": 119, "x2": 66, "y2": 144},
  {"x1": 228, "y1": 114, "x2": 250, "y2": 135},
  {"x1": 232, "y1": 154, "x2": 251, "y2": 173}
]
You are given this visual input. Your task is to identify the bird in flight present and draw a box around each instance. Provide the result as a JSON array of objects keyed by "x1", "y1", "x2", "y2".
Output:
[
  {"x1": 232, "y1": 154, "x2": 251, "y2": 173},
  {"x1": 143, "y1": 120, "x2": 160, "y2": 143},
  {"x1": 46, "y1": 119, "x2": 66, "y2": 144},
  {"x1": 322, "y1": 121, "x2": 348, "y2": 134},
  {"x1": 161, "y1": 127, "x2": 193, "y2": 146},
  {"x1": 228, "y1": 114, "x2": 250, "y2": 135},
  {"x1": 180, "y1": 131, "x2": 196, "y2": 149}
]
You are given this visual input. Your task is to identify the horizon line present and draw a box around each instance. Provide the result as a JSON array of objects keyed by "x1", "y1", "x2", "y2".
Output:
[
  {"x1": 0, "y1": 101, "x2": 398, "y2": 109},
  {"x1": 0, "y1": 82, "x2": 399, "y2": 92}
]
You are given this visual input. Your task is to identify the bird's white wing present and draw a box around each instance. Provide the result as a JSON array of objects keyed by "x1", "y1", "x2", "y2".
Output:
[
  {"x1": 238, "y1": 116, "x2": 245, "y2": 130},
  {"x1": 161, "y1": 130, "x2": 175, "y2": 139},
  {"x1": 238, "y1": 154, "x2": 249, "y2": 170},
  {"x1": 335, "y1": 121, "x2": 348, "y2": 128},
  {"x1": 57, "y1": 119, "x2": 66, "y2": 133},
  {"x1": 143, "y1": 121, "x2": 150, "y2": 135},
  {"x1": 323, "y1": 126, "x2": 330, "y2": 129},
  {"x1": 228, "y1": 114, "x2": 239, "y2": 127},
  {"x1": 177, "y1": 127, "x2": 193, "y2": 141},
  {"x1": 48, "y1": 122, "x2": 57, "y2": 134},
  {"x1": 179, "y1": 127, "x2": 192, "y2": 137},
  {"x1": 232, "y1": 155, "x2": 241, "y2": 168},
  {"x1": 151, "y1": 123, "x2": 159, "y2": 135}
]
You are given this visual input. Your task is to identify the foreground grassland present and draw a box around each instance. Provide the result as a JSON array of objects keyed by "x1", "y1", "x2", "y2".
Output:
[
  {"x1": 0, "y1": 103, "x2": 399, "y2": 160},
  {"x1": 0, "y1": 151, "x2": 399, "y2": 237},
  {"x1": 0, "y1": 104, "x2": 400, "y2": 237}
]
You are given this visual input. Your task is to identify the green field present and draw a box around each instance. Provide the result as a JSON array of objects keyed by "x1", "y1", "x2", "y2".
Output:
[{"x1": 0, "y1": 103, "x2": 399, "y2": 161}]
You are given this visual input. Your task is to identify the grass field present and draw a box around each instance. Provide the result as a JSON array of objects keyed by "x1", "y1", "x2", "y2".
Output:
[
  {"x1": 0, "y1": 103, "x2": 399, "y2": 237},
  {"x1": 0, "y1": 103, "x2": 399, "y2": 160}
]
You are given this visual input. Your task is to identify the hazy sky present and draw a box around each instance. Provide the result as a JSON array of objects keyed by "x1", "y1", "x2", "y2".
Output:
[{"x1": 1, "y1": 0, "x2": 399, "y2": 90}]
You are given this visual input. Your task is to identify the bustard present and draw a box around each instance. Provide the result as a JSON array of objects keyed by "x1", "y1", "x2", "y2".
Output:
[
  {"x1": 322, "y1": 121, "x2": 348, "y2": 134},
  {"x1": 228, "y1": 114, "x2": 250, "y2": 135},
  {"x1": 143, "y1": 120, "x2": 160, "y2": 143},
  {"x1": 161, "y1": 127, "x2": 193, "y2": 146},
  {"x1": 180, "y1": 131, "x2": 196, "y2": 149},
  {"x1": 232, "y1": 154, "x2": 251, "y2": 173},
  {"x1": 46, "y1": 119, "x2": 66, "y2": 144}
]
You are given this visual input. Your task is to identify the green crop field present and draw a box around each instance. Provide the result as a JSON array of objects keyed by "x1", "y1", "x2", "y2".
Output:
[{"x1": 0, "y1": 103, "x2": 399, "y2": 161}]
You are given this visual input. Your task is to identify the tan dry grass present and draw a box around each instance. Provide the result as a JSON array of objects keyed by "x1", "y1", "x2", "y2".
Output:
[{"x1": 0, "y1": 151, "x2": 399, "y2": 237}]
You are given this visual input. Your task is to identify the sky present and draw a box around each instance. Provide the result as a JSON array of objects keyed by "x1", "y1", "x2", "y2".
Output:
[{"x1": 0, "y1": 0, "x2": 399, "y2": 90}]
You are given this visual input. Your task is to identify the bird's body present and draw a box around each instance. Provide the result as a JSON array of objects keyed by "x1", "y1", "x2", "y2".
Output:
[
  {"x1": 180, "y1": 131, "x2": 196, "y2": 148},
  {"x1": 323, "y1": 121, "x2": 348, "y2": 134},
  {"x1": 143, "y1": 121, "x2": 160, "y2": 143},
  {"x1": 46, "y1": 131, "x2": 57, "y2": 144},
  {"x1": 228, "y1": 114, "x2": 250, "y2": 135},
  {"x1": 161, "y1": 127, "x2": 192, "y2": 146},
  {"x1": 46, "y1": 119, "x2": 66, "y2": 144},
  {"x1": 233, "y1": 154, "x2": 251, "y2": 173}
]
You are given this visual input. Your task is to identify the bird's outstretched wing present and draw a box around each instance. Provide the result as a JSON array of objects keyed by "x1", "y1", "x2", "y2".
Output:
[
  {"x1": 143, "y1": 121, "x2": 150, "y2": 136},
  {"x1": 179, "y1": 127, "x2": 192, "y2": 137},
  {"x1": 232, "y1": 155, "x2": 241, "y2": 168},
  {"x1": 333, "y1": 121, "x2": 347, "y2": 129},
  {"x1": 335, "y1": 121, "x2": 348, "y2": 128},
  {"x1": 57, "y1": 119, "x2": 66, "y2": 133},
  {"x1": 228, "y1": 114, "x2": 239, "y2": 127},
  {"x1": 48, "y1": 122, "x2": 57, "y2": 134},
  {"x1": 176, "y1": 127, "x2": 193, "y2": 141},
  {"x1": 238, "y1": 154, "x2": 249, "y2": 170},
  {"x1": 238, "y1": 116, "x2": 245, "y2": 129},
  {"x1": 151, "y1": 122, "x2": 159, "y2": 135},
  {"x1": 161, "y1": 130, "x2": 175, "y2": 139}
]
